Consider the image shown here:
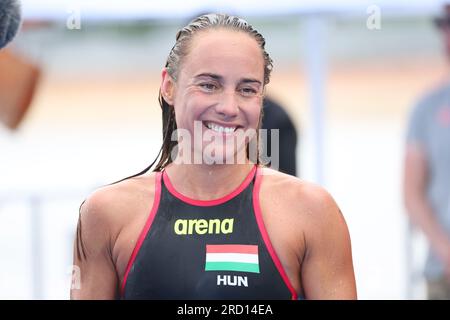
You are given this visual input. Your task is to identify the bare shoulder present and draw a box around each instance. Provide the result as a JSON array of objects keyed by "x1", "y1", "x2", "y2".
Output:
[
  {"x1": 259, "y1": 167, "x2": 341, "y2": 220},
  {"x1": 257, "y1": 167, "x2": 356, "y2": 299},
  {"x1": 78, "y1": 172, "x2": 158, "y2": 252},
  {"x1": 258, "y1": 167, "x2": 349, "y2": 245}
]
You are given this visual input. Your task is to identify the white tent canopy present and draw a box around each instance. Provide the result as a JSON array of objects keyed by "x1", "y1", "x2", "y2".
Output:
[{"x1": 21, "y1": 0, "x2": 445, "y2": 21}]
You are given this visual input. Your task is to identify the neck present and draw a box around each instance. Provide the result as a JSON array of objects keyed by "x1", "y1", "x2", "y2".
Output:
[{"x1": 164, "y1": 163, "x2": 255, "y2": 201}]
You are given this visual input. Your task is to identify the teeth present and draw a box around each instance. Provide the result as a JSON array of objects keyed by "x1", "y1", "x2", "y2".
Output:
[{"x1": 205, "y1": 122, "x2": 236, "y2": 133}]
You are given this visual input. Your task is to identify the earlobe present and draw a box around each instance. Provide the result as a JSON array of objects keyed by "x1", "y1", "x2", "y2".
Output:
[{"x1": 161, "y1": 68, "x2": 175, "y2": 105}]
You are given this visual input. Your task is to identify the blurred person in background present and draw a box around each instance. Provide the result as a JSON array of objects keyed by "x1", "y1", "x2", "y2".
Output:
[
  {"x1": 71, "y1": 13, "x2": 356, "y2": 300},
  {"x1": 404, "y1": 4, "x2": 450, "y2": 300}
]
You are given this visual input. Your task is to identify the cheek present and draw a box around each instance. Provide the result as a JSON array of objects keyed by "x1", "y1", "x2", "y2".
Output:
[
  {"x1": 173, "y1": 93, "x2": 207, "y2": 129},
  {"x1": 246, "y1": 102, "x2": 263, "y2": 128}
]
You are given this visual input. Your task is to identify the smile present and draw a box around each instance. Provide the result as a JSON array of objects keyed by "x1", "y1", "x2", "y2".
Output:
[{"x1": 204, "y1": 121, "x2": 238, "y2": 134}]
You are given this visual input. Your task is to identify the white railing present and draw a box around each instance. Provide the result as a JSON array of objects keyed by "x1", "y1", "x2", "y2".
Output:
[{"x1": 0, "y1": 188, "x2": 94, "y2": 299}]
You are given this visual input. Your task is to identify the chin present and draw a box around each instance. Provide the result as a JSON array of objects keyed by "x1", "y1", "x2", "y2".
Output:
[{"x1": 200, "y1": 143, "x2": 249, "y2": 165}]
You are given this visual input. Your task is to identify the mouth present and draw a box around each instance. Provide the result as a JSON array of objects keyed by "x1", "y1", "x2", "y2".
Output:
[{"x1": 203, "y1": 121, "x2": 242, "y2": 134}]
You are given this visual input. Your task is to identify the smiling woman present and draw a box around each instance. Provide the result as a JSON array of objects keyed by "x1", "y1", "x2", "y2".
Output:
[
  {"x1": 161, "y1": 28, "x2": 265, "y2": 165},
  {"x1": 71, "y1": 13, "x2": 357, "y2": 300}
]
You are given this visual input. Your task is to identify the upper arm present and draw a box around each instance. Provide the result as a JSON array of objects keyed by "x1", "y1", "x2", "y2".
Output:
[
  {"x1": 300, "y1": 188, "x2": 357, "y2": 299},
  {"x1": 71, "y1": 190, "x2": 119, "y2": 299},
  {"x1": 404, "y1": 143, "x2": 428, "y2": 205},
  {"x1": 404, "y1": 97, "x2": 430, "y2": 202}
]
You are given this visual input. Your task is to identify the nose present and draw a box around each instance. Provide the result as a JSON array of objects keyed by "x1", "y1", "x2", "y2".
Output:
[{"x1": 214, "y1": 90, "x2": 239, "y2": 119}]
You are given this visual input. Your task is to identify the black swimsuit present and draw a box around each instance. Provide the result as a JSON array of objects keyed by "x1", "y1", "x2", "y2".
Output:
[{"x1": 121, "y1": 165, "x2": 297, "y2": 299}]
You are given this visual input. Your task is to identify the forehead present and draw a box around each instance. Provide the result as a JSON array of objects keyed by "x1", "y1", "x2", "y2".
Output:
[{"x1": 180, "y1": 29, "x2": 264, "y2": 80}]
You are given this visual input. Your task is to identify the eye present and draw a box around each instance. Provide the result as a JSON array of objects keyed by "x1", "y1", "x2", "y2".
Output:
[
  {"x1": 199, "y1": 83, "x2": 219, "y2": 92},
  {"x1": 239, "y1": 87, "x2": 258, "y2": 97}
]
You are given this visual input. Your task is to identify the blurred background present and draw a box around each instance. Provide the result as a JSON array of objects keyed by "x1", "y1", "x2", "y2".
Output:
[{"x1": 0, "y1": 0, "x2": 448, "y2": 299}]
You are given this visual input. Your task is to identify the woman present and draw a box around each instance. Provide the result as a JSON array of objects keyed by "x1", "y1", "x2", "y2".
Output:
[{"x1": 71, "y1": 13, "x2": 357, "y2": 300}]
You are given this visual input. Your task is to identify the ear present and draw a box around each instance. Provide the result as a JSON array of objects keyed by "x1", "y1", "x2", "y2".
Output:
[{"x1": 161, "y1": 68, "x2": 175, "y2": 105}]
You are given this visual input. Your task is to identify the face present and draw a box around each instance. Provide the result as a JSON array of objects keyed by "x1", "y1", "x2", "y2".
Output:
[
  {"x1": 161, "y1": 29, "x2": 265, "y2": 165},
  {"x1": 436, "y1": 14, "x2": 450, "y2": 57},
  {"x1": 441, "y1": 26, "x2": 450, "y2": 58}
]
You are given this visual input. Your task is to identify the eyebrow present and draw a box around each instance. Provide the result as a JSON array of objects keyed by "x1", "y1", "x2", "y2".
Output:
[{"x1": 194, "y1": 73, "x2": 262, "y2": 86}]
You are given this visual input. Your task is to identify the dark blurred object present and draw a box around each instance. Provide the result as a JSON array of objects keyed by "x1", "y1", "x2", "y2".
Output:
[
  {"x1": 0, "y1": 0, "x2": 21, "y2": 49},
  {"x1": 434, "y1": 4, "x2": 450, "y2": 29},
  {"x1": 261, "y1": 97, "x2": 298, "y2": 176},
  {"x1": 0, "y1": 49, "x2": 40, "y2": 130}
]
